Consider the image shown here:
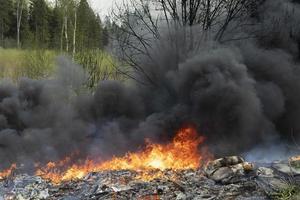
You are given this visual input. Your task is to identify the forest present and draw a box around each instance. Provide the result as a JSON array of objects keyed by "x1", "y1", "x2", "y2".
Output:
[
  {"x1": 0, "y1": 0, "x2": 109, "y2": 51},
  {"x1": 0, "y1": 0, "x2": 116, "y2": 89}
]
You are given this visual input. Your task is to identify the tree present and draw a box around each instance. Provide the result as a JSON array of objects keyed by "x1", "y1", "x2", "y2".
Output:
[
  {"x1": 0, "y1": 0, "x2": 14, "y2": 47},
  {"x1": 110, "y1": 0, "x2": 259, "y2": 85},
  {"x1": 72, "y1": 0, "x2": 79, "y2": 58},
  {"x1": 16, "y1": 0, "x2": 25, "y2": 48},
  {"x1": 102, "y1": 16, "x2": 111, "y2": 47},
  {"x1": 29, "y1": 0, "x2": 50, "y2": 48},
  {"x1": 89, "y1": 14, "x2": 103, "y2": 49},
  {"x1": 76, "y1": 0, "x2": 91, "y2": 51},
  {"x1": 60, "y1": 0, "x2": 70, "y2": 52},
  {"x1": 76, "y1": 0, "x2": 103, "y2": 51},
  {"x1": 0, "y1": 0, "x2": 104, "y2": 51},
  {"x1": 19, "y1": 1, "x2": 31, "y2": 48},
  {"x1": 49, "y1": 2, "x2": 62, "y2": 49}
]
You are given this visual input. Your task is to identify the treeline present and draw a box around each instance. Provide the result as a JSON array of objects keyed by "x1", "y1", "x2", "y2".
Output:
[{"x1": 0, "y1": 0, "x2": 109, "y2": 53}]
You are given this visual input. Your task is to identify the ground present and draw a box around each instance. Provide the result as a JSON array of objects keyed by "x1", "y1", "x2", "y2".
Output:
[{"x1": 1, "y1": 157, "x2": 300, "y2": 200}]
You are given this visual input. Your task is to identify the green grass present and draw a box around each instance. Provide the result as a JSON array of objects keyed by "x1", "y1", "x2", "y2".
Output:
[
  {"x1": 75, "y1": 50, "x2": 122, "y2": 89},
  {"x1": 0, "y1": 48, "x2": 57, "y2": 81},
  {"x1": 271, "y1": 184, "x2": 300, "y2": 200},
  {"x1": 0, "y1": 49, "x2": 121, "y2": 86}
]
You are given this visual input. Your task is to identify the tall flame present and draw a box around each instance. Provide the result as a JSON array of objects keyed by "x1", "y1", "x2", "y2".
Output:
[{"x1": 1, "y1": 126, "x2": 212, "y2": 184}]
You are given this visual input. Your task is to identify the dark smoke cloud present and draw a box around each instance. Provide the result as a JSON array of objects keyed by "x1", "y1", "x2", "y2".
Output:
[{"x1": 1, "y1": 0, "x2": 300, "y2": 168}]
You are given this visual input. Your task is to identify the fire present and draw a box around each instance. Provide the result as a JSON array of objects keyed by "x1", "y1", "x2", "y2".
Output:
[
  {"x1": 98, "y1": 126, "x2": 208, "y2": 171},
  {"x1": 0, "y1": 164, "x2": 16, "y2": 180},
  {"x1": 1, "y1": 126, "x2": 212, "y2": 184}
]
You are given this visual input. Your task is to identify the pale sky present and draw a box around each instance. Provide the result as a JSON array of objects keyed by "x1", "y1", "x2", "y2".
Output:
[
  {"x1": 89, "y1": 0, "x2": 123, "y2": 17},
  {"x1": 49, "y1": 0, "x2": 123, "y2": 17}
]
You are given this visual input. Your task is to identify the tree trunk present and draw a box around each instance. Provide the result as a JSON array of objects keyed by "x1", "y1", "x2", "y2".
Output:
[
  {"x1": 16, "y1": 0, "x2": 24, "y2": 48},
  {"x1": 0, "y1": 21, "x2": 3, "y2": 47},
  {"x1": 60, "y1": 22, "x2": 64, "y2": 52},
  {"x1": 72, "y1": 10, "x2": 77, "y2": 59},
  {"x1": 64, "y1": 16, "x2": 69, "y2": 52}
]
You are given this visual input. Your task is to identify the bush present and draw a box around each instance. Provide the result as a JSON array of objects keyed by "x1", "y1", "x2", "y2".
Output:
[
  {"x1": 20, "y1": 50, "x2": 56, "y2": 79},
  {"x1": 75, "y1": 50, "x2": 121, "y2": 90}
]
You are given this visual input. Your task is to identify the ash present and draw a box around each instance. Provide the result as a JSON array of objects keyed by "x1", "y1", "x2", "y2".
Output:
[{"x1": 1, "y1": 156, "x2": 299, "y2": 200}]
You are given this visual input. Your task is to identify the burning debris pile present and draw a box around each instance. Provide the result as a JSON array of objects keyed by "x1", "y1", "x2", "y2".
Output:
[
  {"x1": 1, "y1": 0, "x2": 300, "y2": 199},
  {"x1": 0, "y1": 127, "x2": 299, "y2": 199},
  {"x1": 1, "y1": 155, "x2": 299, "y2": 199}
]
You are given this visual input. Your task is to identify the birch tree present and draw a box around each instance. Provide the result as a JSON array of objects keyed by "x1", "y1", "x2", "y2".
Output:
[
  {"x1": 72, "y1": 0, "x2": 79, "y2": 58},
  {"x1": 16, "y1": 0, "x2": 25, "y2": 48}
]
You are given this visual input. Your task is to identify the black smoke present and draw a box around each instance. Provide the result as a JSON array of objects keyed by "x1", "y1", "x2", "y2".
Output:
[{"x1": 1, "y1": 0, "x2": 300, "y2": 168}]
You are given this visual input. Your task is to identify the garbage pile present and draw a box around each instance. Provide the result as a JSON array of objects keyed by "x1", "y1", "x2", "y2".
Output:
[{"x1": 1, "y1": 156, "x2": 299, "y2": 200}]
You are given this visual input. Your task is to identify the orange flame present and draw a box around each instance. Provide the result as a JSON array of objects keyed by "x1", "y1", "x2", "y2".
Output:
[
  {"x1": 0, "y1": 164, "x2": 16, "y2": 180},
  {"x1": 1, "y1": 126, "x2": 212, "y2": 184},
  {"x1": 98, "y1": 126, "x2": 208, "y2": 170}
]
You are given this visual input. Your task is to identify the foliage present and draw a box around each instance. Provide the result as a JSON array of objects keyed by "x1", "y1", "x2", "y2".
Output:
[
  {"x1": 29, "y1": 0, "x2": 51, "y2": 48},
  {"x1": 0, "y1": 49, "x2": 121, "y2": 87},
  {"x1": 0, "y1": 0, "x2": 106, "y2": 51},
  {"x1": 75, "y1": 50, "x2": 121, "y2": 89},
  {"x1": 0, "y1": 48, "x2": 56, "y2": 81},
  {"x1": 20, "y1": 49, "x2": 56, "y2": 79},
  {"x1": 271, "y1": 184, "x2": 300, "y2": 200},
  {"x1": 0, "y1": 0, "x2": 14, "y2": 47}
]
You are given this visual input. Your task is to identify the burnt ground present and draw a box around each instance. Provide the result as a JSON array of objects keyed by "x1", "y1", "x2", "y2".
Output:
[{"x1": 0, "y1": 158, "x2": 300, "y2": 200}]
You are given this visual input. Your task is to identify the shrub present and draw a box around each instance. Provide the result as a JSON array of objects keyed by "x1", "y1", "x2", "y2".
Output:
[{"x1": 75, "y1": 50, "x2": 121, "y2": 90}]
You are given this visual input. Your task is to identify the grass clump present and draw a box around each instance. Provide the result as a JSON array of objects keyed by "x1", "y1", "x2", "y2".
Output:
[
  {"x1": 271, "y1": 184, "x2": 300, "y2": 200},
  {"x1": 75, "y1": 50, "x2": 121, "y2": 90},
  {"x1": 0, "y1": 48, "x2": 57, "y2": 81},
  {"x1": 20, "y1": 50, "x2": 56, "y2": 79}
]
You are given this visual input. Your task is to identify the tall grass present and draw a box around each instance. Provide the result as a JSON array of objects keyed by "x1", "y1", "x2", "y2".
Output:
[
  {"x1": 21, "y1": 50, "x2": 56, "y2": 79},
  {"x1": 75, "y1": 50, "x2": 121, "y2": 89},
  {"x1": 0, "y1": 49, "x2": 56, "y2": 81},
  {"x1": 0, "y1": 49, "x2": 121, "y2": 89}
]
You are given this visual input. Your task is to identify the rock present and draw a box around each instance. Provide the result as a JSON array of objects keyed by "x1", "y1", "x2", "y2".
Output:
[
  {"x1": 204, "y1": 156, "x2": 245, "y2": 176},
  {"x1": 258, "y1": 176, "x2": 289, "y2": 193},
  {"x1": 267, "y1": 178, "x2": 288, "y2": 190},
  {"x1": 210, "y1": 167, "x2": 234, "y2": 182},
  {"x1": 37, "y1": 189, "x2": 49, "y2": 199},
  {"x1": 204, "y1": 156, "x2": 254, "y2": 184},
  {"x1": 176, "y1": 192, "x2": 187, "y2": 200},
  {"x1": 243, "y1": 162, "x2": 255, "y2": 172},
  {"x1": 111, "y1": 185, "x2": 132, "y2": 192},
  {"x1": 272, "y1": 162, "x2": 300, "y2": 175},
  {"x1": 257, "y1": 167, "x2": 274, "y2": 177}
]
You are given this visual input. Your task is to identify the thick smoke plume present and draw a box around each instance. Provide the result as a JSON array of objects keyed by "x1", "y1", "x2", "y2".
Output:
[{"x1": 1, "y1": 0, "x2": 300, "y2": 168}]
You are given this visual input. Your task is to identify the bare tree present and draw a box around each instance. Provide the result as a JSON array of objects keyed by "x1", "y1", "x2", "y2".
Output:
[
  {"x1": 63, "y1": 14, "x2": 69, "y2": 52},
  {"x1": 59, "y1": 0, "x2": 73, "y2": 52},
  {"x1": 57, "y1": 0, "x2": 78, "y2": 54},
  {"x1": 110, "y1": 0, "x2": 258, "y2": 85},
  {"x1": 16, "y1": 0, "x2": 25, "y2": 48},
  {"x1": 72, "y1": 0, "x2": 79, "y2": 59}
]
